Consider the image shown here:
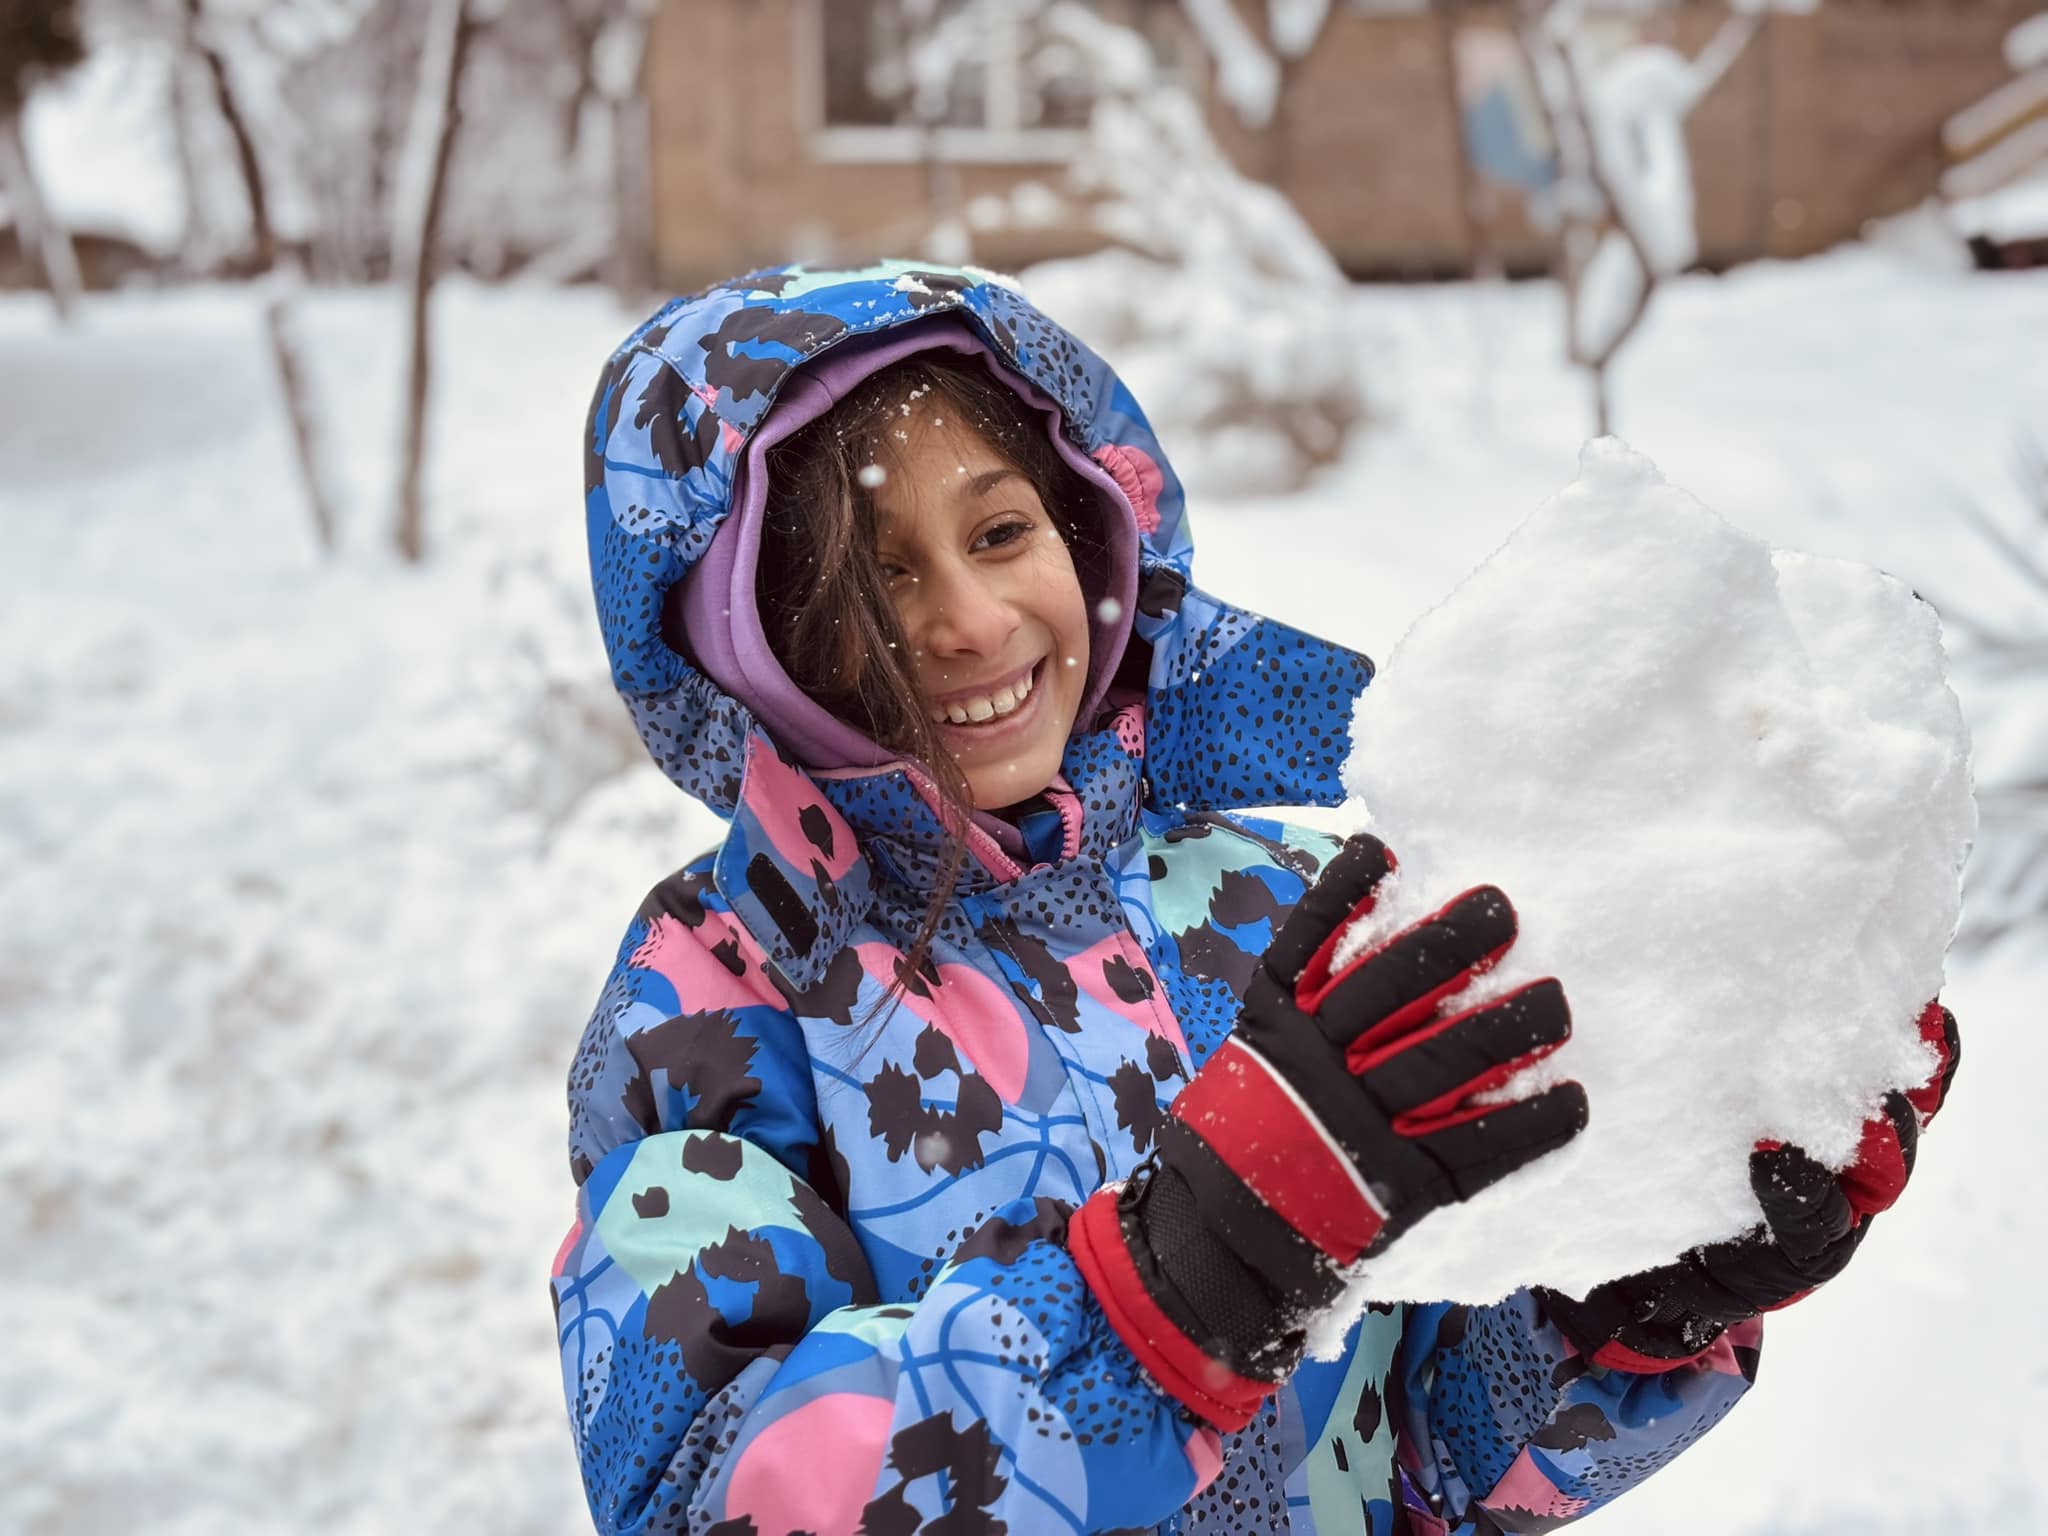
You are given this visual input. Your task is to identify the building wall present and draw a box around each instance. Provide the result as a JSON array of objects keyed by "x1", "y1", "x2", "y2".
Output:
[
  {"x1": 645, "y1": 0, "x2": 1120, "y2": 289},
  {"x1": 646, "y1": 0, "x2": 2040, "y2": 288}
]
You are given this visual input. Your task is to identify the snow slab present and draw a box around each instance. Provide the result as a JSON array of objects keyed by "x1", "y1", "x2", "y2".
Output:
[{"x1": 1322, "y1": 439, "x2": 1973, "y2": 1309}]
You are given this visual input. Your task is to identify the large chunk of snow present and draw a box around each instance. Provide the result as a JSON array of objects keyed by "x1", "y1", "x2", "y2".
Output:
[{"x1": 1333, "y1": 439, "x2": 1974, "y2": 1305}]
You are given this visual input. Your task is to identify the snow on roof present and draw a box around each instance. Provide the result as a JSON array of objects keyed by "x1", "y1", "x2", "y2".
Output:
[
  {"x1": 1943, "y1": 116, "x2": 2048, "y2": 203},
  {"x1": 1950, "y1": 168, "x2": 2048, "y2": 243},
  {"x1": 1944, "y1": 66, "x2": 2048, "y2": 162},
  {"x1": 2008, "y1": 11, "x2": 2048, "y2": 73}
]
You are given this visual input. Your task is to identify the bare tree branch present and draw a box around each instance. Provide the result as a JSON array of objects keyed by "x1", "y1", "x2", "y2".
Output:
[
  {"x1": 1685, "y1": 10, "x2": 1761, "y2": 103},
  {"x1": 1955, "y1": 492, "x2": 2048, "y2": 600},
  {"x1": 184, "y1": 0, "x2": 276, "y2": 271}
]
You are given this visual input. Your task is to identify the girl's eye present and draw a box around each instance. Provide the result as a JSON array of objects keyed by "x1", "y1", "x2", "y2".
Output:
[{"x1": 973, "y1": 518, "x2": 1035, "y2": 553}]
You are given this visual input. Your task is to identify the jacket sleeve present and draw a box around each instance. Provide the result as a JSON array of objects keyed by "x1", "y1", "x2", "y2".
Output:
[
  {"x1": 1388, "y1": 1291, "x2": 1762, "y2": 1533},
  {"x1": 551, "y1": 864, "x2": 1223, "y2": 1536}
]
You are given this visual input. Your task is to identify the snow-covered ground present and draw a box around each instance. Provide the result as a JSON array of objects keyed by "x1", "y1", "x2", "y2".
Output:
[{"x1": 3, "y1": 250, "x2": 2044, "y2": 1533}]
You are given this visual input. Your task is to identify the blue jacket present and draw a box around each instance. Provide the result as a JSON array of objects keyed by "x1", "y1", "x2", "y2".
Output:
[{"x1": 553, "y1": 262, "x2": 1760, "y2": 1535}]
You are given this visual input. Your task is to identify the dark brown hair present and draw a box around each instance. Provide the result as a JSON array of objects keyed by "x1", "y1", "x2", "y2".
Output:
[{"x1": 757, "y1": 351, "x2": 1105, "y2": 1018}]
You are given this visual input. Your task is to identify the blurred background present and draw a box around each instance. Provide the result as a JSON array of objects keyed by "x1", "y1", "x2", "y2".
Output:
[{"x1": 3, "y1": 1, "x2": 2045, "y2": 1532}]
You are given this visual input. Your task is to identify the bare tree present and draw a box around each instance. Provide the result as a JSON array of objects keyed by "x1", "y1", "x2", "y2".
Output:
[
  {"x1": 181, "y1": 0, "x2": 275, "y2": 268},
  {"x1": 392, "y1": 0, "x2": 478, "y2": 563},
  {"x1": 1514, "y1": 0, "x2": 1771, "y2": 436},
  {"x1": 174, "y1": 0, "x2": 340, "y2": 553},
  {"x1": 583, "y1": 0, "x2": 658, "y2": 299},
  {"x1": 0, "y1": 0, "x2": 88, "y2": 320}
]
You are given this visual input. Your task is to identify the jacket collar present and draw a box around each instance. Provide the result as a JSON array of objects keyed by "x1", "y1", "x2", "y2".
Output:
[{"x1": 716, "y1": 563, "x2": 1374, "y2": 989}]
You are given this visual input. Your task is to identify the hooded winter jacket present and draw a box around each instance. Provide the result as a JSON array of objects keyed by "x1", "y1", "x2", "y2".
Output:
[{"x1": 552, "y1": 262, "x2": 1760, "y2": 1536}]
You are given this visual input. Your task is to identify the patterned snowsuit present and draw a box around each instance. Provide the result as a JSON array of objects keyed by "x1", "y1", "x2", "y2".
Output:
[{"x1": 553, "y1": 262, "x2": 1761, "y2": 1535}]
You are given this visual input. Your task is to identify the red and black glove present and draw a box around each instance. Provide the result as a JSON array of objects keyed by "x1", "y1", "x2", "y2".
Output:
[
  {"x1": 1069, "y1": 833, "x2": 1589, "y2": 1430},
  {"x1": 1541, "y1": 1001, "x2": 1961, "y2": 1372}
]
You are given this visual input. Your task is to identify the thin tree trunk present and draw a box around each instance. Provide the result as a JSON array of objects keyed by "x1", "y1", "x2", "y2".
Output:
[
  {"x1": 180, "y1": 0, "x2": 338, "y2": 553},
  {"x1": 393, "y1": 0, "x2": 477, "y2": 564},
  {"x1": 610, "y1": 93, "x2": 654, "y2": 299},
  {"x1": 603, "y1": 2, "x2": 659, "y2": 301},
  {"x1": 0, "y1": 106, "x2": 84, "y2": 322},
  {"x1": 262, "y1": 269, "x2": 338, "y2": 554},
  {"x1": 164, "y1": 2, "x2": 212, "y2": 274},
  {"x1": 185, "y1": 0, "x2": 275, "y2": 272}
]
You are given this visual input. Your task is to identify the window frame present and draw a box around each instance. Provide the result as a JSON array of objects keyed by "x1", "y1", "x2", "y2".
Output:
[{"x1": 797, "y1": 0, "x2": 1093, "y2": 165}]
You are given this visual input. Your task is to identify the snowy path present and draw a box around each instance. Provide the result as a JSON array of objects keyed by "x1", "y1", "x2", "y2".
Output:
[{"x1": 2, "y1": 254, "x2": 2042, "y2": 1532}]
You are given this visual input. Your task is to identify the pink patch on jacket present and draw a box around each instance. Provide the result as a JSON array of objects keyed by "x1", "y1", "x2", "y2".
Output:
[
  {"x1": 856, "y1": 942, "x2": 1031, "y2": 1103},
  {"x1": 723, "y1": 1390, "x2": 896, "y2": 1535},
  {"x1": 1109, "y1": 703, "x2": 1145, "y2": 759},
  {"x1": 1184, "y1": 1424, "x2": 1224, "y2": 1495},
  {"x1": 741, "y1": 740, "x2": 861, "y2": 881},
  {"x1": 634, "y1": 911, "x2": 787, "y2": 1014},
  {"x1": 1069, "y1": 934, "x2": 1187, "y2": 1063},
  {"x1": 551, "y1": 1218, "x2": 584, "y2": 1279},
  {"x1": 1093, "y1": 442, "x2": 1164, "y2": 535},
  {"x1": 1483, "y1": 1448, "x2": 1592, "y2": 1523}
]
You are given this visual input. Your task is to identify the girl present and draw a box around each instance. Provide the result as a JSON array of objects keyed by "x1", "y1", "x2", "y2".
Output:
[{"x1": 552, "y1": 262, "x2": 1956, "y2": 1535}]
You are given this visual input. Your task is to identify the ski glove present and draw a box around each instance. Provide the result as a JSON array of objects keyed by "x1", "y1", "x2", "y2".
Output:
[
  {"x1": 1542, "y1": 1001, "x2": 1961, "y2": 1371},
  {"x1": 1069, "y1": 832, "x2": 1589, "y2": 1431}
]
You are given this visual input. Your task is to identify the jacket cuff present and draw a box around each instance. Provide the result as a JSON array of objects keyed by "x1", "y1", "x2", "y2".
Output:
[{"x1": 1536, "y1": 1286, "x2": 1728, "y2": 1373}]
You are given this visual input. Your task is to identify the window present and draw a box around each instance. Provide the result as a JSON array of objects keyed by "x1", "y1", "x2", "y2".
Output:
[{"x1": 807, "y1": 0, "x2": 1164, "y2": 162}]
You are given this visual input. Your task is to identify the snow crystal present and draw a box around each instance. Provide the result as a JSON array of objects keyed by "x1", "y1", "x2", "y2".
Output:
[{"x1": 1327, "y1": 439, "x2": 1974, "y2": 1312}]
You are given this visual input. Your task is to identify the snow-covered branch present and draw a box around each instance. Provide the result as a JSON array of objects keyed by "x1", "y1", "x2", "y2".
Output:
[
  {"x1": 1517, "y1": 0, "x2": 1773, "y2": 434},
  {"x1": 1180, "y1": 0, "x2": 1280, "y2": 127},
  {"x1": 1265, "y1": 0, "x2": 1332, "y2": 60}
]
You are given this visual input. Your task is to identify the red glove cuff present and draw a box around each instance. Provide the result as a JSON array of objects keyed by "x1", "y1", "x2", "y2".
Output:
[{"x1": 1068, "y1": 1187, "x2": 1277, "y2": 1433}]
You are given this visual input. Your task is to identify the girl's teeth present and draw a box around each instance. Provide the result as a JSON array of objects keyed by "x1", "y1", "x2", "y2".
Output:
[{"x1": 931, "y1": 667, "x2": 1037, "y2": 727}]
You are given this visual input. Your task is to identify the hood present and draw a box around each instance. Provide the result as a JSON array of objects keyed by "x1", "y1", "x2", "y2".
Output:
[{"x1": 584, "y1": 260, "x2": 1373, "y2": 983}]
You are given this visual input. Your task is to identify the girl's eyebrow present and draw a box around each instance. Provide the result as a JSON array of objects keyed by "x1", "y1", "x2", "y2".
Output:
[{"x1": 965, "y1": 466, "x2": 1028, "y2": 498}]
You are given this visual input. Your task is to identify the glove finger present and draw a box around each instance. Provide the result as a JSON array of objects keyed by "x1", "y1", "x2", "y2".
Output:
[
  {"x1": 1353, "y1": 978, "x2": 1573, "y2": 1126},
  {"x1": 1750, "y1": 1144, "x2": 1857, "y2": 1265},
  {"x1": 1303, "y1": 885, "x2": 1518, "y2": 1052},
  {"x1": 1696, "y1": 1217, "x2": 1868, "y2": 1311},
  {"x1": 1414, "y1": 1078, "x2": 1588, "y2": 1202},
  {"x1": 1905, "y1": 1001, "x2": 1960, "y2": 1126},
  {"x1": 1261, "y1": 833, "x2": 1397, "y2": 987},
  {"x1": 1836, "y1": 1091, "x2": 1918, "y2": 1218}
]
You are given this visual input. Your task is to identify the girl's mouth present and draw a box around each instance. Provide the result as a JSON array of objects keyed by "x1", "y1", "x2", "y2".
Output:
[{"x1": 927, "y1": 660, "x2": 1047, "y2": 740}]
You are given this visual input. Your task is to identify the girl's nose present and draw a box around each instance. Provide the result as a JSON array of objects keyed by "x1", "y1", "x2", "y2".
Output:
[{"x1": 917, "y1": 563, "x2": 1019, "y2": 660}]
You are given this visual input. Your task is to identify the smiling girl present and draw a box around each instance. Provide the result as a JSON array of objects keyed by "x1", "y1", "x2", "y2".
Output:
[{"x1": 551, "y1": 264, "x2": 1954, "y2": 1535}]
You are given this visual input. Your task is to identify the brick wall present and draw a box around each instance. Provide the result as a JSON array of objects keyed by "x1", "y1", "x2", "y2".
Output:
[{"x1": 647, "y1": 0, "x2": 2041, "y2": 288}]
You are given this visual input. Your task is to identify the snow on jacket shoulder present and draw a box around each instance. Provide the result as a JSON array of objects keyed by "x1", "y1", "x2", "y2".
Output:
[{"x1": 552, "y1": 262, "x2": 1760, "y2": 1535}]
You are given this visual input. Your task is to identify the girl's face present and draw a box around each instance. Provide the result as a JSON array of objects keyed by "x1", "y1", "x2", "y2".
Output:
[{"x1": 869, "y1": 409, "x2": 1091, "y2": 811}]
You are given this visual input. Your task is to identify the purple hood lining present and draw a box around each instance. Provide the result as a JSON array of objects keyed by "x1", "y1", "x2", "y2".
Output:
[{"x1": 678, "y1": 315, "x2": 1141, "y2": 796}]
